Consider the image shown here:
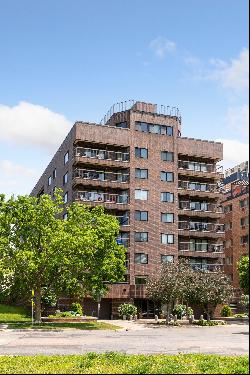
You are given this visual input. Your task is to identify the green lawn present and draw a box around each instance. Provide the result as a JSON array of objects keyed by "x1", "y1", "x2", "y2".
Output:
[
  {"x1": 5, "y1": 321, "x2": 121, "y2": 330},
  {"x1": 0, "y1": 304, "x2": 31, "y2": 322},
  {"x1": 0, "y1": 353, "x2": 248, "y2": 374}
]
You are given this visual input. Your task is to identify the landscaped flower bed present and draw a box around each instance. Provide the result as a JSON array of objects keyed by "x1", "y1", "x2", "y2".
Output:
[{"x1": 41, "y1": 316, "x2": 97, "y2": 323}]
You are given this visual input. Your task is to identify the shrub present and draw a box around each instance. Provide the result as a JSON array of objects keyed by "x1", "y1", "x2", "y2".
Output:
[
  {"x1": 118, "y1": 303, "x2": 137, "y2": 318},
  {"x1": 194, "y1": 320, "x2": 226, "y2": 326},
  {"x1": 186, "y1": 307, "x2": 193, "y2": 317},
  {"x1": 71, "y1": 302, "x2": 83, "y2": 316},
  {"x1": 220, "y1": 305, "x2": 232, "y2": 317},
  {"x1": 239, "y1": 294, "x2": 249, "y2": 310},
  {"x1": 172, "y1": 304, "x2": 186, "y2": 319}
]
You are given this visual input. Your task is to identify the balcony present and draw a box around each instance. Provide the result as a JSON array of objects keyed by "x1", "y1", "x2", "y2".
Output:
[
  {"x1": 179, "y1": 200, "x2": 223, "y2": 218},
  {"x1": 116, "y1": 236, "x2": 130, "y2": 248},
  {"x1": 178, "y1": 221, "x2": 225, "y2": 238},
  {"x1": 73, "y1": 168, "x2": 129, "y2": 189},
  {"x1": 73, "y1": 190, "x2": 129, "y2": 209},
  {"x1": 190, "y1": 263, "x2": 224, "y2": 272},
  {"x1": 178, "y1": 180, "x2": 221, "y2": 198},
  {"x1": 179, "y1": 242, "x2": 224, "y2": 258},
  {"x1": 74, "y1": 147, "x2": 130, "y2": 167},
  {"x1": 116, "y1": 215, "x2": 130, "y2": 226},
  {"x1": 178, "y1": 160, "x2": 223, "y2": 179}
]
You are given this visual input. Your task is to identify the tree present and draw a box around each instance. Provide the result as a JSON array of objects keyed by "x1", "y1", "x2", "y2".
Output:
[
  {"x1": 237, "y1": 255, "x2": 249, "y2": 294},
  {"x1": 191, "y1": 270, "x2": 233, "y2": 320},
  {"x1": 0, "y1": 191, "x2": 126, "y2": 322}
]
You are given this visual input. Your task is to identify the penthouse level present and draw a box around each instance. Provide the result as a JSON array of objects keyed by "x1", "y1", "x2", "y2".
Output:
[{"x1": 31, "y1": 101, "x2": 224, "y2": 319}]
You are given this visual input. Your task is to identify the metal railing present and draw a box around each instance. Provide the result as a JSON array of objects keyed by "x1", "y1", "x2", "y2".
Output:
[
  {"x1": 178, "y1": 180, "x2": 219, "y2": 193},
  {"x1": 116, "y1": 215, "x2": 130, "y2": 225},
  {"x1": 74, "y1": 191, "x2": 129, "y2": 204},
  {"x1": 75, "y1": 147, "x2": 130, "y2": 162},
  {"x1": 73, "y1": 169, "x2": 129, "y2": 183},
  {"x1": 190, "y1": 263, "x2": 224, "y2": 271},
  {"x1": 179, "y1": 201, "x2": 223, "y2": 213},
  {"x1": 179, "y1": 242, "x2": 224, "y2": 253},
  {"x1": 178, "y1": 160, "x2": 223, "y2": 173},
  {"x1": 178, "y1": 221, "x2": 225, "y2": 233},
  {"x1": 116, "y1": 237, "x2": 130, "y2": 247}
]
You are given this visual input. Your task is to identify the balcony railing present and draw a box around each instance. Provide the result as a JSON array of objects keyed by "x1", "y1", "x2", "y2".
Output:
[
  {"x1": 178, "y1": 221, "x2": 225, "y2": 233},
  {"x1": 179, "y1": 242, "x2": 224, "y2": 253},
  {"x1": 74, "y1": 191, "x2": 129, "y2": 204},
  {"x1": 75, "y1": 147, "x2": 130, "y2": 162},
  {"x1": 73, "y1": 169, "x2": 129, "y2": 183},
  {"x1": 116, "y1": 237, "x2": 130, "y2": 247},
  {"x1": 178, "y1": 160, "x2": 223, "y2": 173},
  {"x1": 116, "y1": 215, "x2": 130, "y2": 225},
  {"x1": 179, "y1": 201, "x2": 223, "y2": 213},
  {"x1": 190, "y1": 263, "x2": 224, "y2": 271},
  {"x1": 178, "y1": 180, "x2": 218, "y2": 193}
]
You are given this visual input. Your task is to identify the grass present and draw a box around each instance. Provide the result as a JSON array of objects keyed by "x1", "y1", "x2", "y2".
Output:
[
  {"x1": 0, "y1": 304, "x2": 31, "y2": 323},
  {"x1": 5, "y1": 321, "x2": 121, "y2": 330},
  {"x1": 0, "y1": 353, "x2": 248, "y2": 374}
]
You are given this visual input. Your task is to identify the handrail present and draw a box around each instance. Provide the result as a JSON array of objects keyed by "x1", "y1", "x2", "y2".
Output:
[
  {"x1": 179, "y1": 201, "x2": 223, "y2": 213},
  {"x1": 178, "y1": 180, "x2": 219, "y2": 193},
  {"x1": 74, "y1": 191, "x2": 129, "y2": 204},
  {"x1": 178, "y1": 160, "x2": 223, "y2": 173},
  {"x1": 73, "y1": 169, "x2": 129, "y2": 183},
  {"x1": 75, "y1": 147, "x2": 130, "y2": 162},
  {"x1": 179, "y1": 242, "x2": 224, "y2": 252}
]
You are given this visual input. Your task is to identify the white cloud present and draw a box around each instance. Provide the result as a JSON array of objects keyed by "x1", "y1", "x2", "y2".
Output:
[
  {"x1": 0, "y1": 101, "x2": 72, "y2": 152},
  {"x1": 216, "y1": 138, "x2": 249, "y2": 170},
  {"x1": 0, "y1": 160, "x2": 36, "y2": 177},
  {"x1": 149, "y1": 36, "x2": 176, "y2": 59},
  {"x1": 226, "y1": 104, "x2": 249, "y2": 138},
  {"x1": 209, "y1": 48, "x2": 249, "y2": 92}
]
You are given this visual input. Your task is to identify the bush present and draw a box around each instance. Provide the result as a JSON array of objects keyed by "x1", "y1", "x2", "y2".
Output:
[
  {"x1": 220, "y1": 305, "x2": 232, "y2": 317},
  {"x1": 118, "y1": 303, "x2": 137, "y2": 318},
  {"x1": 71, "y1": 302, "x2": 83, "y2": 316},
  {"x1": 194, "y1": 320, "x2": 226, "y2": 326},
  {"x1": 186, "y1": 307, "x2": 193, "y2": 317},
  {"x1": 172, "y1": 304, "x2": 186, "y2": 319},
  {"x1": 239, "y1": 294, "x2": 249, "y2": 310}
]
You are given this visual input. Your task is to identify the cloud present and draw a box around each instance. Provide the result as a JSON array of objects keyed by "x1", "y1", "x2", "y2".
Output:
[
  {"x1": 226, "y1": 104, "x2": 249, "y2": 138},
  {"x1": 0, "y1": 160, "x2": 37, "y2": 177},
  {"x1": 209, "y1": 48, "x2": 249, "y2": 92},
  {"x1": 149, "y1": 37, "x2": 176, "y2": 59},
  {"x1": 0, "y1": 101, "x2": 72, "y2": 152},
  {"x1": 216, "y1": 138, "x2": 249, "y2": 170}
]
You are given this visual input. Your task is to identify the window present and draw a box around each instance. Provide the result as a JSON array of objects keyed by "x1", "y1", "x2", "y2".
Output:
[
  {"x1": 64, "y1": 151, "x2": 69, "y2": 164},
  {"x1": 63, "y1": 213, "x2": 68, "y2": 220},
  {"x1": 166, "y1": 126, "x2": 173, "y2": 136},
  {"x1": 225, "y1": 222, "x2": 232, "y2": 231},
  {"x1": 161, "y1": 151, "x2": 174, "y2": 162},
  {"x1": 240, "y1": 198, "x2": 249, "y2": 208},
  {"x1": 161, "y1": 171, "x2": 174, "y2": 182},
  {"x1": 225, "y1": 239, "x2": 232, "y2": 248},
  {"x1": 52, "y1": 169, "x2": 57, "y2": 179},
  {"x1": 224, "y1": 204, "x2": 232, "y2": 213},
  {"x1": 241, "y1": 235, "x2": 249, "y2": 245},
  {"x1": 64, "y1": 192, "x2": 68, "y2": 204},
  {"x1": 63, "y1": 172, "x2": 68, "y2": 185},
  {"x1": 135, "y1": 147, "x2": 148, "y2": 159},
  {"x1": 161, "y1": 234, "x2": 174, "y2": 244},
  {"x1": 241, "y1": 217, "x2": 249, "y2": 227},
  {"x1": 161, "y1": 192, "x2": 174, "y2": 202},
  {"x1": 135, "y1": 232, "x2": 148, "y2": 242},
  {"x1": 135, "y1": 276, "x2": 148, "y2": 285},
  {"x1": 161, "y1": 213, "x2": 174, "y2": 223},
  {"x1": 225, "y1": 256, "x2": 233, "y2": 265},
  {"x1": 48, "y1": 176, "x2": 52, "y2": 186},
  {"x1": 135, "y1": 189, "x2": 148, "y2": 200},
  {"x1": 135, "y1": 168, "x2": 148, "y2": 179},
  {"x1": 161, "y1": 255, "x2": 174, "y2": 263},
  {"x1": 135, "y1": 211, "x2": 148, "y2": 221},
  {"x1": 116, "y1": 121, "x2": 128, "y2": 128},
  {"x1": 135, "y1": 253, "x2": 148, "y2": 264},
  {"x1": 135, "y1": 122, "x2": 173, "y2": 136}
]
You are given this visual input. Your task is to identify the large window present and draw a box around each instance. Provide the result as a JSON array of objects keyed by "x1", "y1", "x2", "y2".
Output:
[
  {"x1": 241, "y1": 217, "x2": 249, "y2": 227},
  {"x1": 161, "y1": 151, "x2": 174, "y2": 162},
  {"x1": 240, "y1": 198, "x2": 249, "y2": 208},
  {"x1": 64, "y1": 151, "x2": 69, "y2": 165},
  {"x1": 135, "y1": 210, "x2": 148, "y2": 221},
  {"x1": 115, "y1": 121, "x2": 128, "y2": 128},
  {"x1": 161, "y1": 255, "x2": 174, "y2": 263},
  {"x1": 135, "y1": 147, "x2": 148, "y2": 159},
  {"x1": 48, "y1": 176, "x2": 52, "y2": 186},
  {"x1": 161, "y1": 213, "x2": 174, "y2": 223},
  {"x1": 135, "y1": 168, "x2": 148, "y2": 179},
  {"x1": 241, "y1": 235, "x2": 249, "y2": 245},
  {"x1": 135, "y1": 122, "x2": 173, "y2": 136},
  {"x1": 161, "y1": 233, "x2": 174, "y2": 244},
  {"x1": 135, "y1": 253, "x2": 148, "y2": 264},
  {"x1": 135, "y1": 232, "x2": 148, "y2": 242},
  {"x1": 135, "y1": 189, "x2": 148, "y2": 200},
  {"x1": 63, "y1": 172, "x2": 68, "y2": 185},
  {"x1": 135, "y1": 276, "x2": 148, "y2": 285},
  {"x1": 64, "y1": 192, "x2": 68, "y2": 204},
  {"x1": 52, "y1": 169, "x2": 57, "y2": 179},
  {"x1": 224, "y1": 204, "x2": 232, "y2": 213},
  {"x1": 161, "y1": 192, "x2": 174, "y2": 202},
  {"x1": 161, "y1": 171, "x2": 174, "y2": 182}
]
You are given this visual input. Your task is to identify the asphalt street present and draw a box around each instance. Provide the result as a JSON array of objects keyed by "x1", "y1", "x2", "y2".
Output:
[{"x1": 0, "y1": 321, "x2": 248, "y2": 356}]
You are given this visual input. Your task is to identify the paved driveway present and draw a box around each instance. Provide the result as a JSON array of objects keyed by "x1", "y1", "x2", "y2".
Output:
[{"x1": 0, "y1": 321, "x2": 248, "y2": 356}]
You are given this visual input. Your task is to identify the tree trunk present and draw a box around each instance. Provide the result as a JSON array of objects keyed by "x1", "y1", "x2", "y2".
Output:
[{"x1": 34, "y1": 287, "x2": 42, "y2": 323}]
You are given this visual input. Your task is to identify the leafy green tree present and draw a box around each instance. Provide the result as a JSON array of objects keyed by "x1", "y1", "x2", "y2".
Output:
[
  {"x1": 237, "y1": 255, "x2": 249, "y2": 294},
  {"x1": 0, "y1": 192, "x2": 126, "y2": 322}
]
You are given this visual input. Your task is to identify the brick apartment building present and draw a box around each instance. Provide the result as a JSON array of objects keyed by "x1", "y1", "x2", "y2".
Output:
[
  {"x1": 31, "y1": 101, "x2": 225, "y2": 318},
  {"x1": 222, "y1": 172, "x2": 249, "y2": 291}
]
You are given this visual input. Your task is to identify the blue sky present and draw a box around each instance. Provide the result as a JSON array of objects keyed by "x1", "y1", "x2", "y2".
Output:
[{"x1": 0, "y1": 0, "x2": 249, "y2": 197}]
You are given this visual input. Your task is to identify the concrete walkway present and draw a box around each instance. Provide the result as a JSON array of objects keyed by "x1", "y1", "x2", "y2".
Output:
[{"x1": 0, "y1": 321, "x2": 248, "y2": 356}]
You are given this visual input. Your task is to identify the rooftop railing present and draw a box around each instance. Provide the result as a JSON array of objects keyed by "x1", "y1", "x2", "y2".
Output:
[
  {"x1": 178, "y1": 160, "x2": 223, "y2": 173},
  {"x1": 179, "y1": 201, "x2": 223, "y2": 213},
  {"x1": 178, "y1": 180, "x2": 219, "y2": 193},
  {"x1": 178, "y1": 221, "x2": 225, "y2": 233},
  {"x1": 179, "y1": 242, "x2": 224, "y2": 253},
  {"x1": 73, "y1": 169, "x2": 129, "y2": 183},
  {"x1": 75, "y1": 147, "x2": 130, "y2": 162},
  {"x1": 74, "y1": 191, "x2": 129, "y2": 204}
]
